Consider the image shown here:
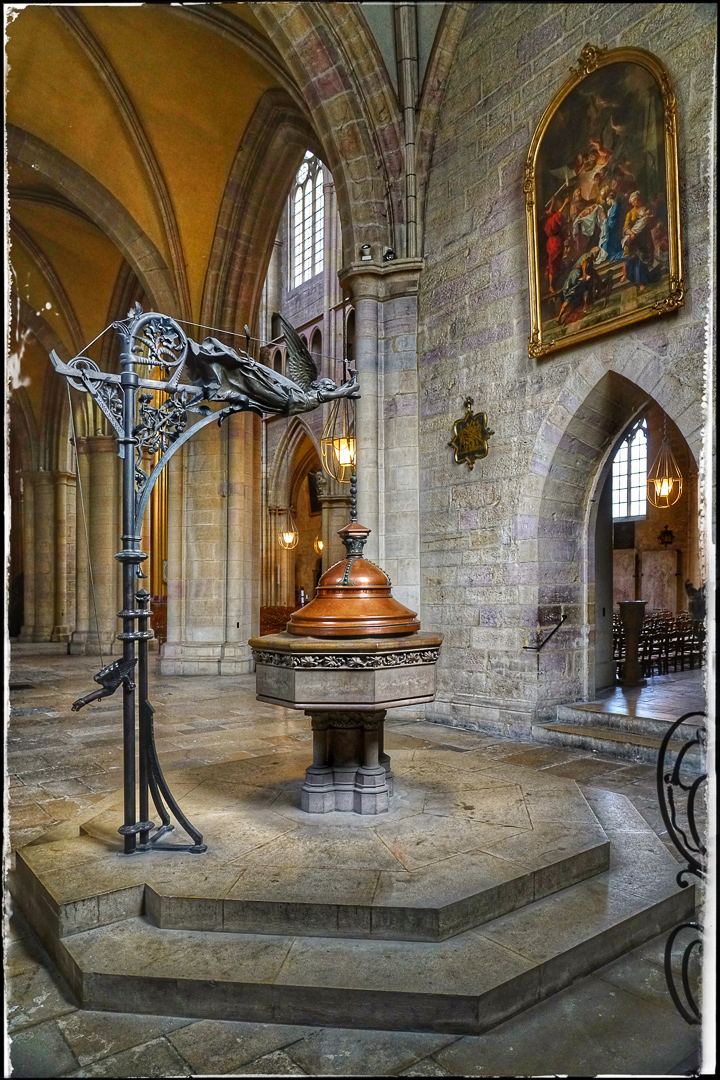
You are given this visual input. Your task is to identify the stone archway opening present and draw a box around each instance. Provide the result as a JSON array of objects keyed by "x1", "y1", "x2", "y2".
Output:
[{"x1": 596, "y1": 401, "x2": 702, "y2": 691}]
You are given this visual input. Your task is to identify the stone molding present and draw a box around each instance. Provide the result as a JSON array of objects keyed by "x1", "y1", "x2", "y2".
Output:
[
  {"x1": 308, "y1": 710, "x2": 386, "y2": 730},
  {"x1": 252, "y1": 647, "x2": 440, "y2": 669},
  {"x1": 338, "y1": 257, "x2": 425, "y2": 302}
]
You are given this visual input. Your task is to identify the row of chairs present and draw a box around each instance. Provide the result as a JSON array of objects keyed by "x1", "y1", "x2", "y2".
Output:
[{"x1": 613, "y1": 611, "x2": 705, "y2": 677}]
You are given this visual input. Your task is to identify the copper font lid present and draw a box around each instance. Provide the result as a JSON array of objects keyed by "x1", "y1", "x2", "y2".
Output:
[{"x1": 286, "y1": 522, "x2": 420, "y2": 637}]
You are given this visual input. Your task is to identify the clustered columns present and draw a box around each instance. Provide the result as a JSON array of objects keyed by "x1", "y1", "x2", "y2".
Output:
[
  {"x1": 19, "y1": 468, "x2": 77, "y2": 645},
  {"x1": 69, "y1": 436, "x2": 121, "y2": 655},
  {"x1": 161, "y1": 409, "x2": 260, "y2": 676},
  {"x1": 338, "y1": 259, "x2": 425, "y2": 615}
]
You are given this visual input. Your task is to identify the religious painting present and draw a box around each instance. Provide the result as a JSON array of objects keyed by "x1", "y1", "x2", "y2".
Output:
[{"x1": 525, "y1": 45, "x2": 683, "y2": 359}]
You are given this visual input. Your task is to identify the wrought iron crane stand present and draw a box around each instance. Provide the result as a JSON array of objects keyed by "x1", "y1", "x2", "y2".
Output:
[
  {"x1": 51, "y1": 305, "x2": 360, "y2": 856},
  {"x1": 52, "y1": 307, "x2": 262, "y2": 855}
]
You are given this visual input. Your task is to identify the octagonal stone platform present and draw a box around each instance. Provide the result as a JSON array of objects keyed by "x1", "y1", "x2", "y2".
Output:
[
  {"x1": 11, "y1": 728, "x2": 694, "y2": 1035},
  {"x1": 15, "y1": 742, "x2": 609, "y2": 945}
]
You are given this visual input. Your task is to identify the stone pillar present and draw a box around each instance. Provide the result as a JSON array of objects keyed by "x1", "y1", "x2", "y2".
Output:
[
  {"x1": 315, "y1": 470, "x2": 351, "y2": 571},
  {"x1": 70, "y1": 442, "x2": 90, "y2": 654},
  {"x1": 162, "y1": 412, "x2": 259, "y2": 676},
  {"x1": 85, "y1": 436, "x2": 120, "y2": 654},
  {"x1": 51, "y1": 471, "x2": 74, "y2": 642},
  {"x1": 338, "y1": 259, "x2": 424, "y2": 613},
  {"x1": 221, "y1": 411, "x2": 260, "y2": 674},
  {"x1": 19, "y1": 474, "x2": 35, "y2": 642},
  {"x1": 32, "y1": 472, "x2": 56, "y2": 641}
]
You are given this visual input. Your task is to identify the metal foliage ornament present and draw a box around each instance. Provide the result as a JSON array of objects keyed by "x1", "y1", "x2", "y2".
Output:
[{"x1": 449, "y1": 398, "x2": 494, "y2": 470}]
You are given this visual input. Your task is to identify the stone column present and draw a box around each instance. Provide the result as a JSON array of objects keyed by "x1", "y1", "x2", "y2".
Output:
[
  {"x1": 19, "y1": 473, "x2": 35, "y2": 642},
  {"x1": 163, "y1": 447, "x2": 185, "y2": 662},
  {"x1": 32, "y1": 472, "x2": 56, "y2": 641},
  {"x1": 221, "y1": 411, "x2": 260, "y2": 674},
  {"x1": 315, "y1": 470, "x2": 351, "y2": 571},
  {"x1": 162, "y1": 419, "x2": 226, "y2": 674},
  {"x1": 162, "y1": 411, "x2": 258, "y2": 676},
  {"x1": 85, "y1": 436, "x2": 120, "y2": 655},
  {"x1": 338, "y1": 259, "x2": 424, "y2": 613},
  {"x1": 70, "y1": 441, "x2": 91, "y2": 654},
  {"x1": 51, "y1": 471, "x2": 75, "y2": 642}
]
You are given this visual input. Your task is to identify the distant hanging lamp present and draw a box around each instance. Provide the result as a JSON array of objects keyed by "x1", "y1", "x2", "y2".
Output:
[
  {"x1": 313, "y1": 536, "x2": 324, "y2": 554},
  {"x1": 647, "y1": 416, "x2": 683, "y2": 509},
  {"x1": 321, "y1": 363, "x2": 356, "y2": 484},
  {"x1": 278, "y1": 439, "x2": 299, "y2": 550}
]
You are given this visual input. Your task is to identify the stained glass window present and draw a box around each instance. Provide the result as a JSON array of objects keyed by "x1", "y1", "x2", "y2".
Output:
[
  {"x1": 612, "y1": 419, "x2": 647, "y2": 520},
  {"x1": 292, "y1": 152, "x2": 324, "y2": 287}
]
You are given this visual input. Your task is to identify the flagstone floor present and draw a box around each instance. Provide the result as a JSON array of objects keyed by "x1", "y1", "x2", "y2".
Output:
[{"x1": 5, "y1": 652, "x2": 704, "y2": 1077}]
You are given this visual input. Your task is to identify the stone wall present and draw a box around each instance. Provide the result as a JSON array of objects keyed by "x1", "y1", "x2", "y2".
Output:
[{"x1": 418, "y1": 3, "x2": 714, "y2": 736}]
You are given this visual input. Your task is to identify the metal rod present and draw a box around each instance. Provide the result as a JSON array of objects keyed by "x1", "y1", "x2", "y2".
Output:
[
  {"x1": 522, "y1": 613, "x2": 567, "y2": 651},
  {"x1": 136, "y1": 588, "x2": 154, "y2": 848},
  {"x1": 117, "y1": 341, "x2": 140, "y2": 855}
]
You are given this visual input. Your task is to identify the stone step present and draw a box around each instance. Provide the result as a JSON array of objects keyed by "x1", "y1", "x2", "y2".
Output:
[
  {"x1": 52, "y1": 859, "x2": 693, "y2": 1035},
  {"x1": 12, "y1": 747, "x2": 612, "y2": 945},
  {"x1": 532, "y1": 718, "x2": 703, "y2": 768},
  {"x1": 555, "y1": 704, "x2": 702, "y2": 742},
  {"x1": 11, "y1": 789, "x2": 694, "y2": 1035}
]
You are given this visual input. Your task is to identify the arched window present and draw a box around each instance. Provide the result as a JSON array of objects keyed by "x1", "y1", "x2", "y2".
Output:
[
  {"x1": 612, "y1": 418, "x2": 647, "y2": 520},
  {"x1": 292, "y1": 152, "x2": 324, "y2": 287}
]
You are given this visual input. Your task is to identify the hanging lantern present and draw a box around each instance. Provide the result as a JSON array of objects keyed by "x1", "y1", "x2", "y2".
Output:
[
  {"x1": 313, "y1": 536, "x2": 324, "y2": 554},
  {"x1": 647, "y1": 419, "x2": 683, "y2": 509},
  {"x1": 321, "y1": 394, "x2": 356, "y2": 483},
  {"x1": 278, "y1": 508, "x2": 299, "y2": 549}
]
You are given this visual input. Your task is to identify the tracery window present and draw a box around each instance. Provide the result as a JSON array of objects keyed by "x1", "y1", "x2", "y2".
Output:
[
  {"x1": 612, "y1": 419, "x2": 647, "y2": 520},
  {"x1": 292, "y1": 152, "x2": 324, "y2": 287}
]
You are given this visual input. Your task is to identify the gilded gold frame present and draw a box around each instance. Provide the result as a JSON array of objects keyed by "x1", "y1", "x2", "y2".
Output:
[{"x1": 525, "y1": 44, "x2": 683, "y2": 359}]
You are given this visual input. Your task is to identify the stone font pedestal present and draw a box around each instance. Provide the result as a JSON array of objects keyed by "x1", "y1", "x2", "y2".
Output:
[{"x1": 302, "y1": 710, "x2": 393, "y2": 814}]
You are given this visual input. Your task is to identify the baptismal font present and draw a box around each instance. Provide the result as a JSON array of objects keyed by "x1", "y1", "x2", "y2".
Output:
[{"x1": 249, "y1": 521, "x2": 442, "y2": 814}]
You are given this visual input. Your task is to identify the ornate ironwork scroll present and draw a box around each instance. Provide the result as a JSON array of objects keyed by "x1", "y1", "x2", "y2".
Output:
[{"x1": 656, "y1": 710, "x2": 706, "y2": 1025}]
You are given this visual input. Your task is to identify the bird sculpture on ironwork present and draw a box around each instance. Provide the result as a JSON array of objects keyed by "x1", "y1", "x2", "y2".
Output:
[
  {"x1": 184, "y1": 313, "x2": 359, "y2": 418},
  {"x1": 71, "y1": 658, "x2": 137, "y2": 712}
]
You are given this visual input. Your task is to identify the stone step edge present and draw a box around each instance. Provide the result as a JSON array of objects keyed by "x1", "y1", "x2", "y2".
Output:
[
  {"x1": 555, "y1": 705, "x2": 702, "y2": 740},
  {"x1": 531, "y1": 723, "x2": 705, "y2": 769},
  {"x1": 541, "y1": 722, "x2": 682, "y2": 751},
  {"x1": 11, "y1": 832, "x2": 610, "y2": 947},
  {"x1": 54, "y1": 883, "x2": 695, "y2": 1036}
]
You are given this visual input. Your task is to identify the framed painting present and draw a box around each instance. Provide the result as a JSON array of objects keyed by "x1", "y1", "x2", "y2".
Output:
[{"x1": 525, "y1": 44, "x2": 683, "y2": 359}]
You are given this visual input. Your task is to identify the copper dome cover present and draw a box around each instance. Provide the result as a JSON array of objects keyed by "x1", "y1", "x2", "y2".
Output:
[{"x1": 286, "y1": 522, "x2": 420, "y2": 637}]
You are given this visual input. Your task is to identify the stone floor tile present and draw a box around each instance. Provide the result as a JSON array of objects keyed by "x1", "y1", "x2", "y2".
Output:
[
  {"x1": 284, "y1": 1027, "x2": 457, "y2": 1076},
  {"x1": 58, "y1": 1011, "x2": 194, "y2": 1066},
  {"x1": 167, "y1": 1019, "x2": 312, "y2": 1074},
  {"x1": 68, "y1": 1036, "x2": 192, "y2": 1077},
  {"x1": 10, "y1": 802, "x2": 57, "y2": 829},
  {"x1": 502, "y1": 744, "x2": 587, "y2": 768},
  {"x1": 540, "y1": 756, "x2": 634, "y2": 782},
  {"x1": 238, "y1": 1048, "x2": 308, "y2": 1074},
  {"x1": 7, "y1": 961, "x2": 79, "y2": 1032},
  {"x1": 398, "y1": 1056, "x2": 455, "y2": 1077},
  {"x1": 9, "y1": 1017, "x2": 80, "y2": 1078},
  {"x1": 433, "y1": 974, "x2": 700, "y2": 1076}
]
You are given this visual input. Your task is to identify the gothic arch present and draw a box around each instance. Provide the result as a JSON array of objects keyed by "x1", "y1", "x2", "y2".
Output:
[
  {"x1": 7, "y1": 125, "x2": 178, "y2": 315},
  {"x1": 200, "y1": 89, "x2": 319, "y2": 337},
  {"x1": 249, "y1": 2, "x2": 405, "y2": 261},
  {"x1": 267, "y1": 416, "x2": 320, "y2": 507}
]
